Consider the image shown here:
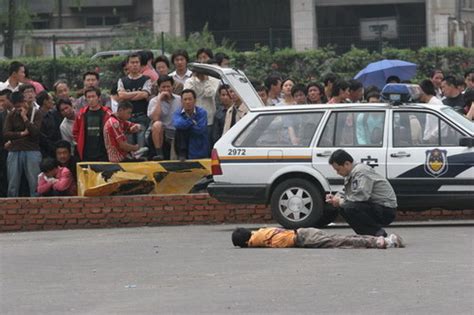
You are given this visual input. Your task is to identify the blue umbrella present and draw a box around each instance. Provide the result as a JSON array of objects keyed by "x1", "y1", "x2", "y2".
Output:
[{"x1": 354, "y1": 59, "x2": 417, "y2": 90}]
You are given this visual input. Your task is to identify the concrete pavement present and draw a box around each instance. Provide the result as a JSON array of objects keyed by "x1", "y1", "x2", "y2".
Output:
[{"x1": 1, "y1": 224, "x2": 473, "y2": 314}]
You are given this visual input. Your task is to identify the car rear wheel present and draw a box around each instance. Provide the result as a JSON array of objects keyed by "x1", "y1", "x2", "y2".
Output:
[{"x1": 271, "y1": 178, "x2": 323, "y2": 229}]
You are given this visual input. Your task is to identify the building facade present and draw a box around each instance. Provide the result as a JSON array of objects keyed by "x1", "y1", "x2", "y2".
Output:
[{"x1": 0, "y1": 0, "x2": 472, "y2": 57}]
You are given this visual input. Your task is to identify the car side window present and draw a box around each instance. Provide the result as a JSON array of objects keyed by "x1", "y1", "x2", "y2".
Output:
[
  {"x1": 318, "y1": 111, "x2": 385, "y2": 147},
  {"x1": 393, "y1": 111, "x2": 464, "y2": 147},
  {"x1": 234, "y1": 112, "x2": 323, "y2": 147},
  {"x1": 440, "y1": 120, "x2": 464, "y2": 146}
]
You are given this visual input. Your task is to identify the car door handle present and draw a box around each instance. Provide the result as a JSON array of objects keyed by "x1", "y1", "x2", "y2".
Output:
[
  {"x1": 316, "y1": 151, "x2": 332, "y2": 157},
  {"x1": 390, "y1": 152, "x2": 411, "y2": 158}
]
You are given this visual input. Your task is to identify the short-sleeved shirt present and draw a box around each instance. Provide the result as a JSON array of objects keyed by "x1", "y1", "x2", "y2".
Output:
[
  {"x1": 103, "y1": 115, "x2": 134, "y2": 163},
  {"x1": 147, "y1": 94, "x2": 182, "y2": 139},
  {"x1": 248, "y1": 227, "x2": 296, "y2": 248},
  {"x1": 117, "y1": 75, "x2": 152, "y2": 115},
  {"x1": 83, "y1": 109, "x2": 108, "y2": 161}
]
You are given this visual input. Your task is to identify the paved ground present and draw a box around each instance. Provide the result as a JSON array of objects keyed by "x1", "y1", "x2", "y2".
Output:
[{"x1": 1, "y1": 224, "x2": 473, "y2": 315}]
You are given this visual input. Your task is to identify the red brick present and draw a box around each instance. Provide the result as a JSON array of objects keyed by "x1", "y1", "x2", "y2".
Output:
[
  {"x1": 3, "y1": 213, "x2": 19, "y2": 219},
  {"x1": 26, "y1": 225, "x2": 42, "y2": 230},
  {"x1": 2, "y1": 225, "x2": 22, "y2": 231},
  {"x1": 83, "y1": 202, "x2": 106, "y2": 208},
  {"x1": 191, "y1": 211, "x2": 210, "y2": 216},
  {"x1": 3, "y1": 204, "x2": 20, "y2": 210},
  {"x1": 4, "y1": 199, "x2": 19, "y2": 204},
  {"x1": 44, "y1": 214, "x2": 65, "y2": 219},
  {"x1": 86, "y1": 213, "x2": 106, "y2": 219},
  {"x1": 28, "y1": 214, "x2": 44, "y2": 219},
  {"x1": 42, "y1": 203, "x2": 63, "y2": 209},
  {"x1": 88, "y1": 208, "x2": 102, "y2": 214},
  {"x1": 67, "y1": 203, "x2": 85, "y2": 208}
]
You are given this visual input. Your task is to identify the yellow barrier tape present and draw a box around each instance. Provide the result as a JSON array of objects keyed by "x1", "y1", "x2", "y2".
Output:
[{"x1": 77, "y1": 160, "x2": 211, "y2": 197}]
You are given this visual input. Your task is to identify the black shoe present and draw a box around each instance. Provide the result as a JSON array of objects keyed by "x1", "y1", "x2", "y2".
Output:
[{"x1": 375, "y1": 229, "x2": 387, "y2": 237}]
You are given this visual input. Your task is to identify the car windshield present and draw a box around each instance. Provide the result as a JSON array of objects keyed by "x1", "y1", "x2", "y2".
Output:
[{"x1": 441, "y1": 107, "x2": 474, "y2": 134}]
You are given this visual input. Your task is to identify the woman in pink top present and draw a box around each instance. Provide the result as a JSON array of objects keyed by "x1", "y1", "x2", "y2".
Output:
[{"x1": 37, "y1": 158, "x2": 77, "y2": 196}]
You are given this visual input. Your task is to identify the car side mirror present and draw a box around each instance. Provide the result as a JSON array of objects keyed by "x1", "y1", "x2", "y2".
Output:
[{"x1": 459, "y1": 137, "x2": 474, "y2": 147}]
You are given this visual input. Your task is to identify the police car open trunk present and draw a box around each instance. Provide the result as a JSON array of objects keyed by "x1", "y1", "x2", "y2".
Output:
[{"x1": 188, "y1": 63, "x2": 265, "y2": 111}]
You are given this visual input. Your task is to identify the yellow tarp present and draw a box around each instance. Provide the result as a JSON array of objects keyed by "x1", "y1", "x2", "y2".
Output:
[{"x1": 77, "y1": 160, "x2": 211, "y2": 197}]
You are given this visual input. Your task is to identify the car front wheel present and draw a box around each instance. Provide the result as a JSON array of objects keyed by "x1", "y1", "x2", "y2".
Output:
[{"x1": 270, "y1": 178, "x2": 323, "y2": 229}]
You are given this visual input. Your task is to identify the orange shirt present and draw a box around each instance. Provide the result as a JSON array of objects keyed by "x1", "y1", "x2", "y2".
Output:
[{"x1": 248, "y1": 228, "x2": 296, "y2": 248}]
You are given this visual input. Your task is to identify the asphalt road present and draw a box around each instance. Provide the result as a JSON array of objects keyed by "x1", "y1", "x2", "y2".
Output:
[{"x1": 1, "y1": 224, "x2": 473, "y2": 315}]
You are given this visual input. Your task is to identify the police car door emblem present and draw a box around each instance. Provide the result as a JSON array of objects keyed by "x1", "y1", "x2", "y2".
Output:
[
  {"x1": 361, "y1": 156, "x2": 379, "y2": 168},
  {"x1": 425, "y1": 149, "x2": 448, "y2": 177}
]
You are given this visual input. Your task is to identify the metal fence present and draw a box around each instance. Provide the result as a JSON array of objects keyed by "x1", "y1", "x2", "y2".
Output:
[
  {"x1": 208, "y1": 24, "x2": 426, "y2": 53},
  {"x1": 209, "y1": 28, "x2": 292, "y2": 51}
]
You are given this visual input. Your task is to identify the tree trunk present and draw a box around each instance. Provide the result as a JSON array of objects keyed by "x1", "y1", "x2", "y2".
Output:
[{"x1": 4, "y1": 0, "x2": 16, "y2": 58}]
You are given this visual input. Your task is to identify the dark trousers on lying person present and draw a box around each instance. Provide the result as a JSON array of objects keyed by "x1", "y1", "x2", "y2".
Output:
[
  {"x1": 339, "y1": 201, "x2": 396, "y2": 237},
  {"x1": 295, "y1": 228, "x2": 382, "y2": 248}
]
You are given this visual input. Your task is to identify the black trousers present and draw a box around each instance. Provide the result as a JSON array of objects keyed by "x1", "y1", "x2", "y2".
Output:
[
  {"x1": 174, "y1": 129, "x2": 190, "y2": 158},
  {"x1": 0, "y1": 149, "x2": 7, "y2": 197},
  {"x1": 339, "y1": 201, "x2": 396, "y2": 236}
]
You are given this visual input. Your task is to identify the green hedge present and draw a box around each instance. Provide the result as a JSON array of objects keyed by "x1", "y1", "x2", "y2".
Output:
[{"x1": 1, "y1": 47, "x2": 474, "y2": 93}]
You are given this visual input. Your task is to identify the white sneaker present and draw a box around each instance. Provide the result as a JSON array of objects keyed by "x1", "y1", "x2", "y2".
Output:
[{"x1": 385, "y1": 234, "x2": 405, "y2": 248}]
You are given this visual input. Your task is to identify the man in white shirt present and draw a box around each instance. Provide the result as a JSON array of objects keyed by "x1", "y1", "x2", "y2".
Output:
[
  {"x1": 57, "y1": 98, "x2": 76, "y2": 154},
  {"x1": 147, "y1": 75, "x2": 182, "y2": 160},
  {"x1": 184, "y1": 70, "x2": 219, "y2": 152},
  {"x1": 419, "y1": 79, "x2": 445, "y2": 143},
  {"x1": 169, "y1": 49, "x2": 193, "y2": 86},
  {"x1": 0, "y1": 61, "x2": 25, "y2": 92}
]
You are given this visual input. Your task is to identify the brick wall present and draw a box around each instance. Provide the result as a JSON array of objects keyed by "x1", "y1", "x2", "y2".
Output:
[{"x1": 1, "y1": 194, "x2": 473, "y2": 232}]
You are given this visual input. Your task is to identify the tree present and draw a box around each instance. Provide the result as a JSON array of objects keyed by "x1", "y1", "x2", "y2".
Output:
[{"x1": 0, "y1": 0, "x2": 33, "y2": 58}]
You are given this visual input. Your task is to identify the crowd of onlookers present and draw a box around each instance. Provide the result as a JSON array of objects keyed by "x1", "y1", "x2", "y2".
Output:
[{"x1": 0, "y1": 47, "x2": 473, "y2": 198}]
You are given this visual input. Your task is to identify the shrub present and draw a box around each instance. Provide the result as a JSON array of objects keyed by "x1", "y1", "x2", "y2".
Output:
[{"x1": 1, "y1": 47, "x2": 473, "y2": 92}]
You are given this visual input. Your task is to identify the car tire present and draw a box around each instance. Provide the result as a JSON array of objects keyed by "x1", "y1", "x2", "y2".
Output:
[
  {"x1": 271, "y1": 178, "x2": 323, "y2": 229},
  {"x1": 314, "y1": 207, "x2": 339, "y2": 228}
]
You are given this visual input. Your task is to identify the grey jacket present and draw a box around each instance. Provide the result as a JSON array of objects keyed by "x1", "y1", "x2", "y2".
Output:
[{"x1": 336, "y1": 163, "x2": 397, "y2": 208}]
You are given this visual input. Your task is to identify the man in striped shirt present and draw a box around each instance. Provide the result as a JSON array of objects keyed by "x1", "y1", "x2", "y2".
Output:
[{"x1": 103, "y1": 101, "x2": 141, "y2": 163}]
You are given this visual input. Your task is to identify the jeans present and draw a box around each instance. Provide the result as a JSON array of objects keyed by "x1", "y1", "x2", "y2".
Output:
[
  {"x1": 128, "y1": 114, "x2": 150, "y2": 148},
  {"x1": 7, "y1": 151, "x2": 42, "y2": 197}
]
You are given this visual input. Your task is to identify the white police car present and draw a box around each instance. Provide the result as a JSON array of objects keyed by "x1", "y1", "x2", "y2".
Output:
[{"x1": 189, "y1": 64, "x2": 474, "y2": 229}]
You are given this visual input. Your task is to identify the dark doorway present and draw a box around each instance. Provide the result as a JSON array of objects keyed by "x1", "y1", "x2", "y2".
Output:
[
  {"x1": 316, "y1": 3, "x2": 426, "y2": 53},
  {"x1": 184, "y1": 0, "x2": 291, "y2": 51}
]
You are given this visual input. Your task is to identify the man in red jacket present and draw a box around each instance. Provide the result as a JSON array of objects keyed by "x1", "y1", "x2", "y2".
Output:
[{"x1": 73, "y1": 86, "x2": 111, "y2": 161}]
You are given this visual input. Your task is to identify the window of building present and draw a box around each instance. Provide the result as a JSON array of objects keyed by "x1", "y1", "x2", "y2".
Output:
[{"x1": 86, "y1": 16, "x2": 121, "y2": 27}]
